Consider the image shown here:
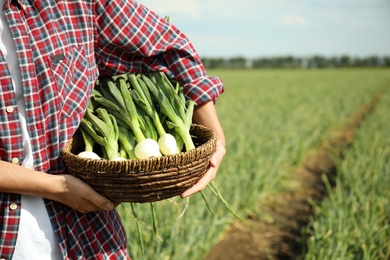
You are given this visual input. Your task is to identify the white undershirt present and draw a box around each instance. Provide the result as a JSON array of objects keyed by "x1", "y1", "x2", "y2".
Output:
[{"x1": 0, "y1": 2, "x2": 62, "y2": 259}]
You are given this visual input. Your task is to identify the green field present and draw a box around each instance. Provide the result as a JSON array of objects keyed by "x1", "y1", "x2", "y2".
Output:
[
  {"x1": 117, "y1": 68, "x2": 390, "y2": 260},
  {"x1": 304, "y1": 83, "x2": 390, "y2": 259}
]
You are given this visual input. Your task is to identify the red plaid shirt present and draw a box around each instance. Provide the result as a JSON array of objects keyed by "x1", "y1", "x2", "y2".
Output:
[{"x1": 0, "y1": 0, "x2": 224, "y2": 259}]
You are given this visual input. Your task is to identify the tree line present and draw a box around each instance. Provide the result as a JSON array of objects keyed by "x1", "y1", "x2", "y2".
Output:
[{"x1": 201, "y1": 55, "x2": 390, "y2": 69}]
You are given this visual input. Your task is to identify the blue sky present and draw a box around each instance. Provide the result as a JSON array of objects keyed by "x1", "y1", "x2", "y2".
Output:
[{"x1": 136, "y1": 0, "x2": 390, "y2": 58}]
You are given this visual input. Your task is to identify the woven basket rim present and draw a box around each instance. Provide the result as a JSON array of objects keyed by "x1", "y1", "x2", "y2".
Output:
[
  {"x1": 60, "y1": 124, "x2": 217, "y2": 203},
  {"x1": 61, "y1": 124, "x2": 216, "y2": 172}
]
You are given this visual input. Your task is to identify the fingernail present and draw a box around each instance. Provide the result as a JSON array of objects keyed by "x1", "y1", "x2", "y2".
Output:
[{"x1": 105, "y1": 202, "x2": 114, "y2": 211}]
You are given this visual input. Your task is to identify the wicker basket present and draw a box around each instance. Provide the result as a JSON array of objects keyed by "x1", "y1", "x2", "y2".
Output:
[{"x1": 61, "y1": 124, "x2": 217, "y2": 203}]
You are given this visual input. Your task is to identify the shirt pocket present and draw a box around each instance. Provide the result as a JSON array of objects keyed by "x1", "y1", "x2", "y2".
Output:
[{"x1": 49, "y1": 45, "x2": 92, "y2": 118}]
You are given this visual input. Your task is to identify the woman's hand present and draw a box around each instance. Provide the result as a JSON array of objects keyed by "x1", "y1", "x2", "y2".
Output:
[
  {"x1": 181, "y1": 139, "x2": 225, "y2": 198},
  {"x1": 180, "y1": 100, "x2": 226, "y2": 198},
  {"x1": 51, "y1": 174, "x2": 116, "y2": 213}
]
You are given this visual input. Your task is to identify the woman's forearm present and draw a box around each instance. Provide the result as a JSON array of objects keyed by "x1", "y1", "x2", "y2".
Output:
[
  {"x1": 192, "y1": 100, "x2": 225, "y2": 147},
  {"x1": 0, "y1": 160, "x2": 115, "y2": 212},
  {"x1": 0, "y1": 160, "x2": 63, "y2": 197}
]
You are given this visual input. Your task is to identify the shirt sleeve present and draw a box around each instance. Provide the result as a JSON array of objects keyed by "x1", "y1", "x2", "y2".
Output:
[{"x1": 94, "y1": 0, "x2": 224, "y2": 105}]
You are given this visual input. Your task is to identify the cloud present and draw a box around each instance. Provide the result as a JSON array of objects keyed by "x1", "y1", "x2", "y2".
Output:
[{"x1": 280, "y1": 14, "x2": 307, "y2": 26}]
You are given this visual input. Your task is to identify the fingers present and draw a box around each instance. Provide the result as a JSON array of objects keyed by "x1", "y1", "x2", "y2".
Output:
[
  {"x1": 180, "y1": 166, "x2": 217, "y2": 198},
  {"x1": 181, "y1": 140, "x2": 226, "y2": 198},
  {"x1": 74, "y1": 198, "x2": 115, "y2": 214},
  {"x1": 67, "y1": 192, "x2": 115, "y2": 213},
  {"x1": 88, "y1": 196, "x2": 115, "y2": 211},
  {"x1": 58, "y1": 175, "x2": 115, "y2": 213},
  {"x1": 74, "y1": 188, "x2": 116, "y2": 213}
]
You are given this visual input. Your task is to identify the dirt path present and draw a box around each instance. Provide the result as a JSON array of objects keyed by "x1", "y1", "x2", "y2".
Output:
[{"x1": 204, "y1": 91, "x2": 384, "y2": 260}]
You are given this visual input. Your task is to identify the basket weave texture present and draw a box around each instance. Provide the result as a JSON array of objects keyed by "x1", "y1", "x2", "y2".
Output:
[{"x1": 61, "y1": 124, "x2": 216, "y2": 203}]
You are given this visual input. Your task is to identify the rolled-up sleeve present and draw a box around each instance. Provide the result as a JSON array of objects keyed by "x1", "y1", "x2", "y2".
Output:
[{"x1": 94, "y1": 0, "x2": 224, "y2": 105}]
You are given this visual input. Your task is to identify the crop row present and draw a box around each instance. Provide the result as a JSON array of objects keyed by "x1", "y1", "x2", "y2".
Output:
[{"x1": 303, "y1": 82, "x2": 390, "y2": 259}]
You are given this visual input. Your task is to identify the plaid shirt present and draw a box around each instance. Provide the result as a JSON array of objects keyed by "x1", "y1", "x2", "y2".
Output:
[{"x1": 0, "y1": 0, "x2": 224, "y2": 259}]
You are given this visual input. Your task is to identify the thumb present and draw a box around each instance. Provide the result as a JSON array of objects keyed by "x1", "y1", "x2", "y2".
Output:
[{"x1": 90, "y1": 193, "x2": 115, "y2": 211}]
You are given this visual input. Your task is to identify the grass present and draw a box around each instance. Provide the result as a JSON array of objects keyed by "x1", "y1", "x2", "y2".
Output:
[
  {"x1": 116, "y1": 68, "x2": 390, "y2": 259},
  {"x1": 303, "y1": 81, "x2": 390, "y2": 260}
]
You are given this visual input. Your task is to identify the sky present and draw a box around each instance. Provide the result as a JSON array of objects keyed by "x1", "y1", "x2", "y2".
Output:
[{"x1": 136, "y1": 0, "x2": 390, "y2": 59}]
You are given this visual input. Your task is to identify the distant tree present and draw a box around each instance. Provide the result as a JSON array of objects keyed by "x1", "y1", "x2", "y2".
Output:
[
  {"x1": 383, "y1": 56, "x2": 390, "y2": 67},
  {"x1": 307, "y1": 55, "x2": 328, "y2": 68},
  {"x1": 350, "y1": 57, "x2": 365, "y2": 67},
  {"x1": 340, "y1": 55, "x2": 350, "y2": 67},
  {"x1": 202, "y1": 55, "x2": 390, "y2": 69},
  {"x1": 365, "y1": 56, "x2": 380, "y2": 67},
  {"x1": 201, "y1": 57, "x2": 226, "y2": 69},
  {"x1": 327, "y1": 56, "x2": 339, "y2": 67},
  {"x1": 281, "y1": 56, "x2": 302, "y2": 68},
  {"x1": 227, "y1": 56, "x2": 247, "y2": 68},
  {"x1": 252, "y1": 57, "x2": 274, "y2": 68}
]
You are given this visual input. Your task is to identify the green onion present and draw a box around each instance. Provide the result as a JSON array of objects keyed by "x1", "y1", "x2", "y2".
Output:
[
  {"x1": 80, "y1": 108, "x2": 121, "y2": 160},
  {"x1": 129, "y1": 73, "x2": 178, "y2": 155},
  {"x1": 117, "y1": 77, "x2": 161, "y2": 159},
  {"x1": 141, "y1": 72, "x2": 196, "y2": 151}
]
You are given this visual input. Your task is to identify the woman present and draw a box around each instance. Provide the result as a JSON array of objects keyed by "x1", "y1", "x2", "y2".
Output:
[{"x1": 0, "y1": 0, "x2": 225, "y2": 259}]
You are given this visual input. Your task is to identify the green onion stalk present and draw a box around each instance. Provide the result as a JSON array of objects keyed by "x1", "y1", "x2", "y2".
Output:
[
  {"x1": 116, "y1": 77, "x2": 161, "y2": 159},
  {"x1": 128, "y1": 73, "x2": 178, "y2": 155},
  {"x1": 141, "y1": 72, "x2": 196, "y2": 152}
]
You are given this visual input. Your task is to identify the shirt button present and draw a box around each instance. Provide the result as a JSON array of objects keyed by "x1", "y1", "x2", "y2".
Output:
[
  {"x1": 11, "y1": 158, "x2": 20, "y2": 164},
  {"x1": 10, "y1": 203, "x2": 18, "y2": 211},
  {"x1": 6, "y1": 106, "x2": 14, "y2": 113}
]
